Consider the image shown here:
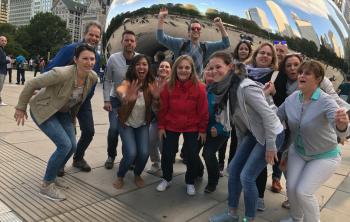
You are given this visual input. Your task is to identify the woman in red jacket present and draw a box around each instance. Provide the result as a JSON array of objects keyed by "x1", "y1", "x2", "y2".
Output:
[{"x1": 156, "y1": 55, "x2": 209, "y2": 196}]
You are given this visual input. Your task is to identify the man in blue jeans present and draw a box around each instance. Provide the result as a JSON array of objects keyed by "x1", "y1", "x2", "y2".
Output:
[
  {"x1": 44, "y1": 21, "x2": 102, "y2": 174},
  {"x1": 102, "y1": 30, "x2": 138, "y2": 169}
]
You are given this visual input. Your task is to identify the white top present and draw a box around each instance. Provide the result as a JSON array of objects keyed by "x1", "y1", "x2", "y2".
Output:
[{"x1": 125, "y1": 91, "x2": 146, "y2": 128}]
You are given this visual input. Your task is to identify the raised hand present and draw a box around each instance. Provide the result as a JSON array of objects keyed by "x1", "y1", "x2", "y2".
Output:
[
  {"x1": 125, "y1": 80, "x2": 141, "y2": 102},
  {"x1": 213, "y1": 17, "x2": 223, "y2": 28},
  {"x1": 158, "y1": 7, "x2": 168, "y2": 20},
  {"x1": 148, "y1": 79, "x2": 163, "y2": 99}
]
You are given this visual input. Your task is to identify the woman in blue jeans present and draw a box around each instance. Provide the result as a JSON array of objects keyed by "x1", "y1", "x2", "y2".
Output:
[
  {"x1": 14, "y1": 44, "x2": 98, "y2": 201},
  {"x1": 208, "y1": 52, "x2": 284, "y2": 222},
  {"x1": 113, "y1": 54, "x2": 156, "y2": 189}
]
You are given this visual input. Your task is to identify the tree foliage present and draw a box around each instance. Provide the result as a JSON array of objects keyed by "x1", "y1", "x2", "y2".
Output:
[{"x1": 0, "y1": 12, "x2": 70, "y2": 60}]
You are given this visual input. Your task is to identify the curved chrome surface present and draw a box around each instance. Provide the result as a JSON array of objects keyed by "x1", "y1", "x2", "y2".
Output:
[{"x1": 105, "y1": 0, "x2": 349, "y2": 63}]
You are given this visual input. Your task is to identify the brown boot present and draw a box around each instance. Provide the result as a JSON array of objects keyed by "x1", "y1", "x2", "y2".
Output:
[
  {"x1": 113, "y1": 177, "x2": 124, "y2": 189},
  {"x1": 134, "y1": 175, "x2": 145, "y2": 188},
  {"x1": 271, "y1": 178, "x2": 282, "y2": 193}
]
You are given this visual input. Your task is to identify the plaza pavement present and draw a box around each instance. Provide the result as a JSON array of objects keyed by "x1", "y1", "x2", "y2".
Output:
[{"x1": 0, "y1": 71, "x2": 349, "y2": 222}]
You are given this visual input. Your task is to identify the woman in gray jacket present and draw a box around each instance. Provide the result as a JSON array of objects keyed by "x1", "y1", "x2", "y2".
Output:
[
  {"x1": 278, "y1": 61, "x2": 349, "y2": 222},
  {"x1": 14, "y1": 44, "x2": 98, "y2": 201},
  {"x1": 209, "y1": 52, "x2": 284, "y2": 222}
]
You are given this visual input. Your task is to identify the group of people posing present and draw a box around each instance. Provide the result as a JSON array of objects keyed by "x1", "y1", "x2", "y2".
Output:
[{"x1": 14, "y1": 8, "x2": 350, "y2": 222}]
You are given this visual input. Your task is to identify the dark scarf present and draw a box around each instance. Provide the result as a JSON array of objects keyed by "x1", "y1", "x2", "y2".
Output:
[
  {"x1": 246, "y1": 65, "x2": 273, "y2": 81},
  {"x1": 211, "y1": 63, "x2": 247, "y2": 117}
]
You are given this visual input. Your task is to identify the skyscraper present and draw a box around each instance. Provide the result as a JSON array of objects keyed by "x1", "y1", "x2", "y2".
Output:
[
  {"x1": 8, "y1": 0, "x2": 53, "y2": 26},
  {"x1": 0, "y1": 0, "x2": 8, "y2": 23},
  {"x1": 329, "y1": 30, "x2": 342, "y2": 57},
  {"x1": 246, "y1": 7, "x2": 271, "y2": 31},
  {"x1": 291, "y1": 12, "x2": 320, "y2": 49},
  {"x1": 266, "y1": 0, "x2": 294, "y2": 37}
]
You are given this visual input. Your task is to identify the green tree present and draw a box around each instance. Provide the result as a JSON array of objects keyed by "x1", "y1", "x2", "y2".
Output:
[
  {"x1": 0, "y1": 23, "x2": 28, "y2": 57},
  {"x1": 20, "y1": 12, "x2": 70, "y2": 59}
]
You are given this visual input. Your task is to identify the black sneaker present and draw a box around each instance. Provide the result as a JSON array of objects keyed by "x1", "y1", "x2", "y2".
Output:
[
  {"x1": 104, "y1": 157, "x2": 115, "y2": 170},
  {"x1": 57, "y1": 168, "x2": 65, "y2": 177},
  {"x1": 204, "y1": 184, "x2": 216, "y2": 193},
  {"x1": 72, "y1": 159, "x2": 91, "y2": 172}
]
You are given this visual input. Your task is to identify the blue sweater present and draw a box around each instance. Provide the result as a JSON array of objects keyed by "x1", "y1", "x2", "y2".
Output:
[
  {"x1": 207, "y1": 90, "x2": 230, "y2": 137},
  {"x1": 44, "y1": 41, "x2": 100, "y2": 100}
]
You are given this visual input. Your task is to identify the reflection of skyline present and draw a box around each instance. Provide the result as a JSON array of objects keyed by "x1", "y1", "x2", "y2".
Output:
[
  {"x1": 246, "y1": 8, "x2": 271, "y2": 32},
  {"x1": 266, "y1": 0, "x2": 294, "y2": 37},
  {"x1": 107, "y1": 0, "x2": 349, "y2": 58},
  {"x1": 329, "y1": 31, "x2": 342, "y2": 57},
  {"x1": 291, "y1": 12, "x2": 320, "y2": 50}
]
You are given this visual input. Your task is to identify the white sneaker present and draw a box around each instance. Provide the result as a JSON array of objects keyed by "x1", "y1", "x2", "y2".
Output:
[
  {"x1": 279, "y1": 217, "x2": 294, "y2": 222},
  {"x1": 0, "y1": 102, "x2": 7, "y2": 106},
  {"x1": 39, "y1": 183, "x2": 66, "y2": 201},
  {"x1": 55, "y1": 178, "x2": 69, "y2": 189},
  {"x1": 156, "y1": 179, "x2": 171, "y2": 192},
  {"x1": 147, "y1": 163, "x2": 160, "y2": 174},
  {"x1": 186, "y1": 184, "x2": 196, "y2": 196}
]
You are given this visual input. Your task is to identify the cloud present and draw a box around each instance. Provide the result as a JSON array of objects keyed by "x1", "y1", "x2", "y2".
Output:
[
  {"x1": 280, "y1": 0, "x2": 329, "y2": 18},
  {"x1": 113, "y1": 0, "x2": 140, "y2": 5}
]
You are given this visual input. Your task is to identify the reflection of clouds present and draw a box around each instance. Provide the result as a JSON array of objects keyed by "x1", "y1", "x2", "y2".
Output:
[
  {"x1": 113, "y1": 0, "x2": 140, "y2": 5},
  {"x1": 281, "y1": 0, "x2": 329, "y2": 18}
]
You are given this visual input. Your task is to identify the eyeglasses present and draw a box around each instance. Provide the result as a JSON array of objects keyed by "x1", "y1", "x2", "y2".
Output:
[
  {"x1": 191, "y1": 27, "x2": 201, "y2": 32},
  {"x1": 273, "y1": 40, "x2": 287, "y2": 45}
]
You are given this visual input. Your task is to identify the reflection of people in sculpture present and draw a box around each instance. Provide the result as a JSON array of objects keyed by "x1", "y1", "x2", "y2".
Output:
[{"x1": 156, "y1": 7, "x2": 230, "y2": 79}]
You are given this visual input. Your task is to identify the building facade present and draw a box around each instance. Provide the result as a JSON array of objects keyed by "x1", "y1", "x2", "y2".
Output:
[
  {"x1": 246, "y1": 7, "x2": 271, "y2": 32},
  {"x1": 8, "y1": 0, "x2": 52, "y2": 26},
  {"x1": 266, "y1": 0, "x2": 294, "y2": 37},
  {"x1": 52, "y1": 0, "x2": 87, "y2": 42},
  {"x1": 291, "y1": 12, "x2": 320, "y2": 49},
  {"x1": 0, "y1": 0, "x2": 8, "y2": 23}
]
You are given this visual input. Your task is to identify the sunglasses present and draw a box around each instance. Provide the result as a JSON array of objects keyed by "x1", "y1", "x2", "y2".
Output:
[
  {"x1": 191, "y1": 27, "x2": 201, "y2": 32},
  {"x1": 274, "y1": 40, "x2": 287, "y2": 45},
  {"x1": 240, "y1": 39, "x2": 252, "y2": 45}
]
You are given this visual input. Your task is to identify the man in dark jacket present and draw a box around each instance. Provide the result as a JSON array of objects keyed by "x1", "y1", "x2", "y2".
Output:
[{"x1": 44, "y1": 21, "x2": 101, "y2": 174}]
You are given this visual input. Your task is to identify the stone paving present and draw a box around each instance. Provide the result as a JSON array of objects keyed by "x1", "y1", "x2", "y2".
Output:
[{"x1": 0, "y1": 71, "x2": 349, "y2": 222}]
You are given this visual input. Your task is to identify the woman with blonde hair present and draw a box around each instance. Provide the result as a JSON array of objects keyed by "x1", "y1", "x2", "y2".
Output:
[{"x1": 156, "y1": 55, "x2": 208, "y2": 196}]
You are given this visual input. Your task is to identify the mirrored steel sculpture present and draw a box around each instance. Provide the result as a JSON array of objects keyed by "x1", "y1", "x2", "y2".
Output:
[{"x1": 104, "y1": 0, "x2": 350, "y2": 73}]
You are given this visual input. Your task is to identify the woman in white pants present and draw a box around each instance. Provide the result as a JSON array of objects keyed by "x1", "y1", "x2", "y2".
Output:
[{"x1": 277, "y1": 60, "x2": 349, "y2": 222}]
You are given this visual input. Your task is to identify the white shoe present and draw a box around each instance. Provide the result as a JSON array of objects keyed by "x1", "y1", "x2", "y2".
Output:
[
  {"x1": 156, "y1": 179, "x2": 171, "y2": 192},
  {"x1": 147, "y1": 163, "x2": 160, "y2": 174},
  {"x1": 279, "y1": 217, "x2": 294, "y2": 222},
  {"x1": 0, "y1": 102, "x2": 8, "y2": 106},
  {"x1": 55, "y1": 178, "x2": 69, "y2": 189},
  {"x1": 186, "y1": 184, "x2": 196, "y2": 196}
]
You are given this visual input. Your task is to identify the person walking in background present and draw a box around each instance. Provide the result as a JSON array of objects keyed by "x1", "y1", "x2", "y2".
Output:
[
  {"x1": 14, "y1": 44, "x2": 98, "y2": 201},
  {"x1": 156, "y1": 7, "x2": 230, "y2": 78},
  {"x1": 15, "y1": 54, "x2": 26, "y2": 85},
  {"x1": 6, "y1": 55, "x2": 14, "y2": 84},
  {"x1": 39, "y1": 57, "x2": 46, "y2": 74},
  {"x1": 103, "y1": 30, "x2": 138, "y2": 169},
  {"x1": 0, "y1": 35, "x2": 8, "y2": 106},
  {"x1": 44, "y1": 21, "x2": 102, "y2": 174},
  {"x1": 156, "y1": 55, "x2": 208, "y2": 196}
]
